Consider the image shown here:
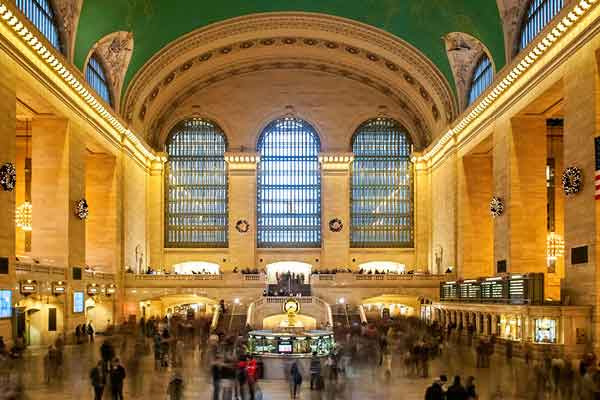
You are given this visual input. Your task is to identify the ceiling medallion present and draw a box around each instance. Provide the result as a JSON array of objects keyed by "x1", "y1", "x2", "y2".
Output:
[
  {"x1": 0, "y1": 162, "x2": 16, "y2": 191},
  {"x1": 489, "y1": 197, "x2": 504, "y2": 217},
  {"x1": 328, "y1": 218, "x2": 343, "y2": 232},
  {"x1": 235, "y1": 219, "x2": 250, "y2": 233},
  {"x1": 562, "y1": 167, "x2": 582, "y2": 196},
  {"x1": 75, "y1": 198, "x2": 89, "y2": 220}
]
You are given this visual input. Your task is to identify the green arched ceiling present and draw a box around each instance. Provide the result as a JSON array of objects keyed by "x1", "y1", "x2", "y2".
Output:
[{"x1": 74, "y1": 0, "x2": 506, "y2": 95}]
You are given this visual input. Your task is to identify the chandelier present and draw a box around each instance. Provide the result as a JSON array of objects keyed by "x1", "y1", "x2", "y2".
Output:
[
  {"x1": 15, "y1": 201, "x2": 32, "y2": 231},
  {"x1": 546, "y1": 232, "x2": 564, "y2": 262}
]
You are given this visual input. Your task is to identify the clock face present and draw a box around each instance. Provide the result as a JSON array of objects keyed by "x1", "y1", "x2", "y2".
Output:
[{"x1": 283, "y1": 298, "x2": 300, "y2": 314}]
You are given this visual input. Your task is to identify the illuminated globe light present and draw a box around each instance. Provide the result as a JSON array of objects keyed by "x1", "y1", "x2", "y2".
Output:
[
  {"x1": 15, "y1": 201, "x2": 32, "y2": 231},
  {"x1": 546, "y1": 232, "x2": 565, "y2": 263}
]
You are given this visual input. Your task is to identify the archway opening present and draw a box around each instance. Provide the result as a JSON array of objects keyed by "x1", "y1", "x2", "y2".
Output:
[
  {"x1": 172, "y1": 261, "x2": 220, "y2": 275},
  {"x1": 265, "y1": 261, "x2": 312, "y2": 284},
  {"x1": 358, "y1": 261, "x2": 406, "y2": 274}
]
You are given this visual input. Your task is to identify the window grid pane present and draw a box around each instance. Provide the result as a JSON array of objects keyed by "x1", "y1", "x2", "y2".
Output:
[
  {"x1": 85, "y1": 55, "x2": 112, "y2": 106},
  {"x1": 519, "y1": 0, "x2": 564, "y2": 51},
  {"x1": 165, "y1": 119, "x2": 228, "y2": 248},
  {"x1": 351, "y1": 118, "x2": 413, "y2": 248},
  {"x1": 467, "y1": 55, "x2": 493, "y2": 106},
  {"x1": 257, "y1": 118, "x2": 321, "y2": 248},
  {"x1": 16, "y1": 0, "x2": 62, "y2": 52}
]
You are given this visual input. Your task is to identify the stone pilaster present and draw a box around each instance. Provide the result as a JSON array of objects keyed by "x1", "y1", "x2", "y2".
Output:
[
  {"x1": 319, "y1": 153, "x2": 353, "y2": 269},
  {"x1": 31, "y1": 118, "x2": 87, "y2": 332},
  {"x1": 458, "y1": 154, "x2": 494, "y2": 278},
  {"x1": 494, "y1": 116, "x2": 547, "y2": 277},
  {"x1": 0, "y1": 49, "x2": 16, "y2": 343},
  {"x1": 225, "y1": 152, "x2": 259, "y2": 268},
  {"x1": 562, "y1": 49, "x2": 600, "y2": 345},
  {"x1": 147, "y1": 156, "x2": 165, "y2": 271},
  {"x1": 414, "y1": 157, "x2": 430, "y2": 272},
  {"x1": 85, "y1": 153, "x2": 119, "y2": 271}
]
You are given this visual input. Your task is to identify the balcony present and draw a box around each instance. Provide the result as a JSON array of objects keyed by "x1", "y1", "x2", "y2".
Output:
[
  {"x1": 311, "y1": 273, "x2": 451, "y2": 288},
  {"x1": 16, "y1": 260, "x2": 116, "y2": 282},
  {"x1": 124, "y1": 272, "x2": 266, "y2": 288}
]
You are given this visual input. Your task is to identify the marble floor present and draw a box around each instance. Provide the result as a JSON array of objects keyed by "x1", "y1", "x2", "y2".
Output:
[{"x1": 2, "y1": 336, "x2": 538, "y2": 399}]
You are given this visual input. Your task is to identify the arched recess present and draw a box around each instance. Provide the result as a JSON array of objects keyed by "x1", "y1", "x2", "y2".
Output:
[
  {"x1": 84, "y1": 31, "x2": 134, "y2": 112},
  {"x1": 443, "y1": 32, "x2": 496, "y2": 112},
  {"x1": 122, "y1": 13, "x2": 458, "y2": 150},
  {"x1": 496, "y1": 0, "x2": 564, "y2": 62},
  {"x1": 52, "y1": 0, "x2": 83, "y2": 62}
]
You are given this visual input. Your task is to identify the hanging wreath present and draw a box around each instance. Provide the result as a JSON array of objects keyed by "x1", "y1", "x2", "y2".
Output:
[
  {"x1": 562, "y1": 167, "x2": 582, "y2": 196},
  {"x1": 235, "y1": 219, "x2": 250, "y2": 233},
  {"x1": 0, "y1": 162, "x2": 16, "y2": 192},
  {"x1": 489, "y1": 197, "x2": 504, "y2": 217},
  {"x1": 328, "y1": 218, "x2": 343, "y2": 232},
  {"x1": 75, "y1": 199, "x2": 89, "y2": 220}
]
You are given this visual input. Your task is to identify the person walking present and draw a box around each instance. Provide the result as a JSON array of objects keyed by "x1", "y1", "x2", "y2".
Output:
[
  {"x1": 109, "y1": 358, "x2": 126, "y2": 400},
  {"x1": 465, "y1": 376, "x2": 477, "y2": 400},
  {"x1": 167, "y1": 372, "x2": 185, "y2": 400},
  {"x1": 290, "y1": 362, "x2": 303, "y2": 399},
  {"x1": 90, "y1": 360, "x2": 107, "y2": 400},
  {"x1": 310, "y1": 352, "x2": 322, "y2": 390},
  {"x1": 446, "y1": 376, "x2": 468, "y2": 400},
  {"x1": 101, "y1": 340, "x2": 115, "y2": 372},
  {"x1": 87, "y1": 321, "x2": 95, "y2": 343},
  {"x1": 425, "y1": 375, "x2": 447, "y2": 400},
  {"x1": 75, "y1": 325, "x2": 81, "y2": 344}
]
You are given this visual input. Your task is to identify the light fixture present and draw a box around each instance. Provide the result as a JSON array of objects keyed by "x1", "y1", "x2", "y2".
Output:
[
  {"x1": 547, "y1": 232, "x2": 565, "y2": 265},
  {"x1": 15, "y1": 201, "x2": 32, "y2": 231}
]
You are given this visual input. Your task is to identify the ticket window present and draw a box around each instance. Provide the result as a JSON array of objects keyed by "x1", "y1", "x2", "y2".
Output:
[{"x1": 534, "y1": 319, "x2": 557, "y2": 344}]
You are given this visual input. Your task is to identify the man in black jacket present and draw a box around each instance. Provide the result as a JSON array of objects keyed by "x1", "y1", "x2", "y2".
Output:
[
  {"x1": 446, "y1": 376, "x2": 468, "y2": 400},
  {"x1": 90, "y1": 361, "x2": 106, "y2": 400},
  {"x1": 425, "y1": 375, "x2": 447, "y2": 400},
  {"x1": 110, "y1": 358, "x2": 126, "y2": 400}
]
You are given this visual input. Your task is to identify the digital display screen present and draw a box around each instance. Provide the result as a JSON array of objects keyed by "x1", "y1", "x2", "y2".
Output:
[
  {"x1": 0, "y1": 290, "x2": 12, "y2": 318},
  {"x1": 278, "y1": 343, "x2": 292, "y2": 353},
  {"x1": 73, "y1": 291, "x2": 84, "y2": 313}
]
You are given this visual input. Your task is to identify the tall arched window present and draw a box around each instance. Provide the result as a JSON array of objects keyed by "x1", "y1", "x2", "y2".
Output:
[
  {"x1": 351, "y1": 118, "x2": 413, "y2": 248},
  {"x1": 16, "y1": 0, "x2": 62, "y2": 52},
  {"x1": 85, "y1": 55, "x2": 112, "y2": 106},
  {"x1": 519, "y1": 0, "x2": 564, "y2": 51},
  {"x1": 467, "y1": 55, "x2": 493, "y2": 106},
  {"x1": 257, "y1": 117, "x2": 321, "y2": 248},
  {"x1": 165, "y1": 119, "x2": 228, "y2": 248}
]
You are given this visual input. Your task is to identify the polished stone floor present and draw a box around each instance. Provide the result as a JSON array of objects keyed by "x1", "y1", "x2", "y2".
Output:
[{"x1": 2, "y1": 336, "x2": 539, "y2": 399}]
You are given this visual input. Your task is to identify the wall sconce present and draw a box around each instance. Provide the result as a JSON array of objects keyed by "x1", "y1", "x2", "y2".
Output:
[
  {"x1": 20, "y1": 279, "x2": 37, "y2": 295},
  {"x1": 52, "y1": 281, "x2": 66, "y2": 295}
]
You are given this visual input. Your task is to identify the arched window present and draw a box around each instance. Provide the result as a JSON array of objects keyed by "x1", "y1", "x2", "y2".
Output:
[
  {"x1": 467, "y1": 55, "x2": 493, "y2": 106},
  {"x1": 351, "y1": 118, "x2": 413, "y2": 248},
  {"x1": 257, "y1": 117, "x2": 321, "y2": 248},
  {"x1": 519, "y1": 0, "x2": 564, "y2": 51},
  {"x1": 85, "y1": 55, "x2": 112, "y2": 106},
  {"x1": 16, "y1": 0, "x2": 62, "y2": 52},
  {"x1": 165, "y1": 119, "x2": 228, "y2": 247}
]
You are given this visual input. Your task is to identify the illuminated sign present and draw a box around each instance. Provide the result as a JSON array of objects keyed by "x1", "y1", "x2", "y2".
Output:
[
  {"x1": 19, "y1": 280, "x2": 37, "y2": 294},
  {"x1": 0, "y1": 290, "x2": 12, "y2": 319},
  {"x1": 73, "y1": 291, "x2": 84, "y2": 313},
  {"x1": 52, "y1": 281, "x2": 66, "y2": 295}
]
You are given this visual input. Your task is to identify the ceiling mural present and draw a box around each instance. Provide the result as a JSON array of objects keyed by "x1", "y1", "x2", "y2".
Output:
[{"x1": 74, "y1": 0, "x2": 506, "y2": 94}]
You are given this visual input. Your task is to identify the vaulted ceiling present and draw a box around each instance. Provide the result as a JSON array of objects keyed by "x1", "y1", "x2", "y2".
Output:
[{"x1": 74, "y1": 0, "x2": 506, "y2": 95}]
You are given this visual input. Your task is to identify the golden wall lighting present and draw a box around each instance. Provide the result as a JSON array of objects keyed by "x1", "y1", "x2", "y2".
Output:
[{"x1": 15, "y1": 201, "x2": 32, "y2": 231}]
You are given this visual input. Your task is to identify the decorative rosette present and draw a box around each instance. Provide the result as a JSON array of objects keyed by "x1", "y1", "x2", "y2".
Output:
[
  {"x1": 489, "y1": 197, "x2": 504, "y2": 217},
  {"x1": 328, "y1": 218, "x2": 343, "y2": 232},
  {"x1": 562, "y1": 167, "x2": 582, "y2": 196},
  {"x1": 235, "y1": 219, "x2": 250, "y2": 233},
  {"x1": 0, "y1": 162, "x2": 16, "y2": 191},
  {"x1": 75, "y1": 198, "x2": 89, "y2": 220}
]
